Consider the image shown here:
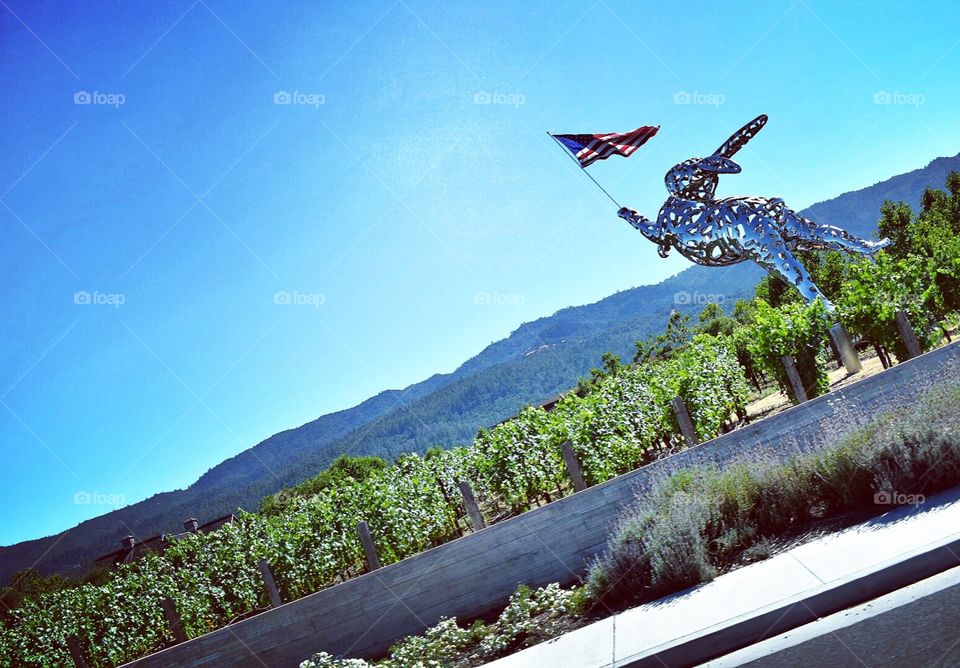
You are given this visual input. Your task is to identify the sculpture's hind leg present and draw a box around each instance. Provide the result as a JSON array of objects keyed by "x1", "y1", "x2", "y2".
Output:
[
  {"x1": 783, "y1": 209, "x2": 890, "y2": 255},
  {"x1": 751, "y1": 229, "x2": 835, "y2": 310}
]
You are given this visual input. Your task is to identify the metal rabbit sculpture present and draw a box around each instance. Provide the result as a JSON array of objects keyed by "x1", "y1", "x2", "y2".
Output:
[{"x1": 617, "y1": 114, "x2": 890, "y2": 311}]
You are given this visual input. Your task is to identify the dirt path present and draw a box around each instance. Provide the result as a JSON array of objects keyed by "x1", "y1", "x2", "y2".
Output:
[{"x1": 745, "y1": 353, "x2": 889, "y2": 421}]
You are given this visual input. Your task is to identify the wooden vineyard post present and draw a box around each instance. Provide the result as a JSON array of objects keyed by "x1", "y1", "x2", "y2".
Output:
[
  {"x1": 458, "y1": 481, "x2": 486, "y2": 530},
  {"x1": 560, "y1": 440, "x2": 588, "y2": 492},
  {"x1": 258, "y1": 559, "x2": 283, "y2": 608},
  {"x1": 356, "y1": 521, "x2": 382, "y2": 571},
  {"x1": 672, "y1": 396, "x2": 699, "y2": 447},
  {"x1": 895, "y1": 310, "x2": 922, "y2": 359},
  {"x1": 66, "y1": 636, "x2": 89, "y2": 668},
  {"x1": 161, "y1": 597, "x2": 188, "y2": 644},
  {"x1": 781, "y1": 355, "x2": 808, "y2": 403}
]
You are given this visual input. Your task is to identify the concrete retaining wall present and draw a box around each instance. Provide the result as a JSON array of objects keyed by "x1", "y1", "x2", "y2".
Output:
[{"x1": 123, "y1": 341, "x2": 960, "y2": 667}]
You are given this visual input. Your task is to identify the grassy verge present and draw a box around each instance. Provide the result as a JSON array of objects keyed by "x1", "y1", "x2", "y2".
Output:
[
  {"x1": 300, "y1": 379, "x2": 960, "y2": 668},
  {"x1": 587, "y1": 377, "x2": 960, "y2": 608}
]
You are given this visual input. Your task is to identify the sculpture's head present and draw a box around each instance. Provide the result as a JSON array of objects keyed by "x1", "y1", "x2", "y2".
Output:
[
  {"x1": 664, "y1": 114, "x2": 767, "y2": 201},
  {"x1": 664, "y1": 156, "x2": 740, "y2": 200}
]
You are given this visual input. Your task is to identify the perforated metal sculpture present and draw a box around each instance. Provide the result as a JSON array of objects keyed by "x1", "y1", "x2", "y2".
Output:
[{"x1": 617, "y1": 114, "x2": 890, "y2": 310}]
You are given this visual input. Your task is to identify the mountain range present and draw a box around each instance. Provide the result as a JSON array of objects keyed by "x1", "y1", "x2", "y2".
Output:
[{"x1": 3, "y1": 153, "x2": 959, "y2": 585}]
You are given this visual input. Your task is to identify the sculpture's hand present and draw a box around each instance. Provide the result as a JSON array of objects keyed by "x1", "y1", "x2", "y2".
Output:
[{"x1": 618, "y1": 207, "x2": 670, "y2": 257}]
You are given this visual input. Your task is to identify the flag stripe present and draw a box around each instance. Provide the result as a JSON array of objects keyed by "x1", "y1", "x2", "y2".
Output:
[{"x1": 554, "y1": 126, "x2": 659, "y2": 168}]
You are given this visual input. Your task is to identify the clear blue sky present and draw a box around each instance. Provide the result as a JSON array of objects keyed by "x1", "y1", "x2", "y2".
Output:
[{"x1": 2, "y1": 0, "x2": 958, "y2": 546}]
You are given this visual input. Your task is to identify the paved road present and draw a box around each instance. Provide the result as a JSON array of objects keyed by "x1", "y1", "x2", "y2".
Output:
[{"x1": 704, "y1": 565, "x2": 960, "y2": 668}]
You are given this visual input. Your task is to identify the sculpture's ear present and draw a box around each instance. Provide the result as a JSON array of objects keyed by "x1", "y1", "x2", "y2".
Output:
[
  {"x1": 714, "y1": 114, "x2": 768, "y2": 159},
  {"x1": 696, "y1": 156, "x2": 741, "y2": 174}
]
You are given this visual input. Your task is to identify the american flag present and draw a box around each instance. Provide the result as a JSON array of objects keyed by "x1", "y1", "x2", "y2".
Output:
[{"x1": 552, "y1": 126, "x2": 659, "y2": 168}]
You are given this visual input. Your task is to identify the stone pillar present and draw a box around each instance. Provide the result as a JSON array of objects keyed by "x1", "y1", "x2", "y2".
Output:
[{"x1": 829, "y1": 323, "x2": 862, "y2": 374}]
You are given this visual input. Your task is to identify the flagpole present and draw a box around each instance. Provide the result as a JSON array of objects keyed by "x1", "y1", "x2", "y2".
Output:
[{"x1": 546, "y1": 132, "x2": 622, "y2": 210}]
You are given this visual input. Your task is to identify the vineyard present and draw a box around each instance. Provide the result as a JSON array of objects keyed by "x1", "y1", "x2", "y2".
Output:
[
  {"x1": 0, "y1": 336, "x2": 749, "y2": 667},
  {"x1": 3, "y1": 173, "x2": 960, "y2": 668}
]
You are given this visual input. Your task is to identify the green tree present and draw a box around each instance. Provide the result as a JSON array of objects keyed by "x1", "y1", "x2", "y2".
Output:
[
  {"x1": 804, "y1": 250, "x2": 847, "y2": 301},
  {"x1": 633, "y1": 310, "x2": 692, "y2": 363},
  {"x1": 0, "y1": 568, "x2": 71, "y2": 613},
  {"x1": 260, "y1": 455, "x2": 388, "y2": 515},
  {"x1": 663, "y1": 310, "x2": 692, "y2": 349},
  {"x1": 746, "y1": 300, "x2": 831, "y2": 403},
  {"x1": 838, "y1": 253, "x2": 938, "y2": 362},
  {"x1": 877, "y1": 200, "x2": 915, "y2": 259},
  {"x1": 732, "y1": 299, "x2": 758, "y2": 325},
  {"x1": 696, "y1": 302, "x2": 736, "y2": 337},
  {"x1": 839, "y1": 171, "x2": 960, "y2": 358},
  {"x1": 753, "y1": 272, "x2": 800, "y2": 308}
]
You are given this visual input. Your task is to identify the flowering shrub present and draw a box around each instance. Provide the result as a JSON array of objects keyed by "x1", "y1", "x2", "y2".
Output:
[{"x1": 298, "y1": 582, "x2": 580, "y2": 668}]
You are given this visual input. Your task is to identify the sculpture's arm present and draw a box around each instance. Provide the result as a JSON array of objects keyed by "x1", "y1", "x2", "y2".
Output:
[
  {"x1": 617, "y1": 207, "x2": 656, "y2": 234},
  {"x1": 618, "y1": 207, "x2": 672, "y2": 258}
]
